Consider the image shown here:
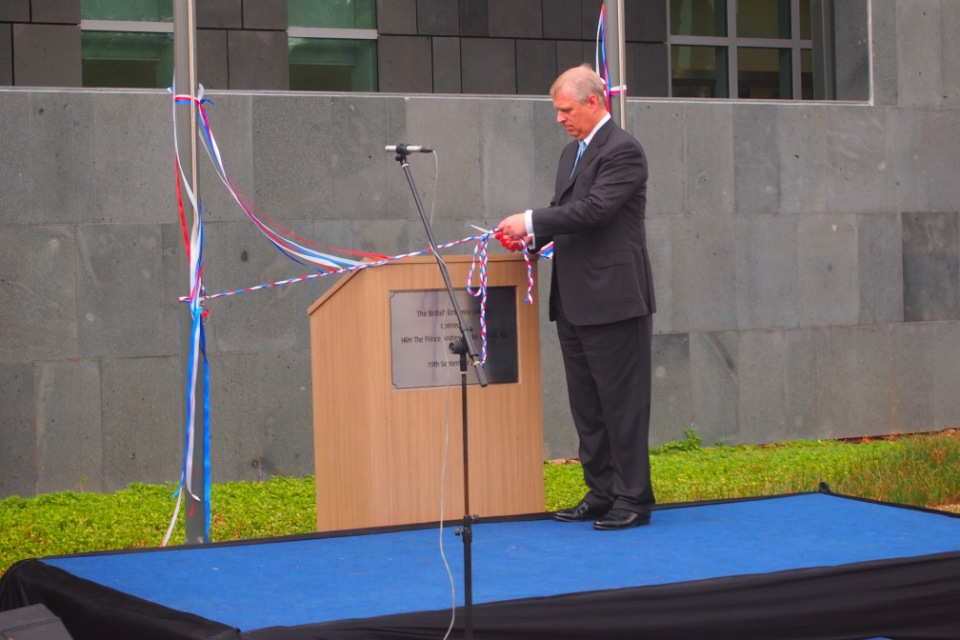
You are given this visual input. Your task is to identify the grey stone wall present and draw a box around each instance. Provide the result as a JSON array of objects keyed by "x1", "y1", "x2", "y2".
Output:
[{"x1": 2, "y1": 0, "x2": 960, "y2": 497}]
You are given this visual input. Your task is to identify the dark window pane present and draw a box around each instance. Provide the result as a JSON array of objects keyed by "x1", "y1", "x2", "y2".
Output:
[
  {"x1": 672, "y1": 45, "x2": 729, "y2": 98},
  {"x1": 800, "y1": 48, "x2": 813, "y2": 99},
  {"x1": 289, "y1": 0, "x2": 376, "y2": 29},
  {"x1": 799, "y1": 0, "x2": 811, "y2": 39},
  {"x1": 81, "y1": 0, "x2": 172, "y2": 22},
  {"x1": 82, "y1": 31, "x2": 173, "y2": 88},
  {"x1": 670, "y1": 0, "x2": 727, "y2": 37},
  {"x1": 289, "y1": 38, "x2": 378, "y2": 91},
  {"x1": 736, "y1": 0, "x2": 790, "y2": 39},
  {"x1": 737, "y1": 46, "x2": 791, "y2": 99}
]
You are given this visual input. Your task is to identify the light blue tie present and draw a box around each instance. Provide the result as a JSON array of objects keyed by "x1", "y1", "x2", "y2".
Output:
[{"x1": 570, "y1": 140, "x2": 586, "y2": 178}]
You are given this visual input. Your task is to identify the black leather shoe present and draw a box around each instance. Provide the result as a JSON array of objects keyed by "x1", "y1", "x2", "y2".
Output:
[
  {"x1": 593, "y1": 508, "x2": 650, "y2": 530},
  {"x1": 553, "y1": 500, "x2": 611, "y2": 522}
]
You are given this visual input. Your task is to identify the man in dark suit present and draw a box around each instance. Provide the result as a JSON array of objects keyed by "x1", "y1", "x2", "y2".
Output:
[{"x1": 498, "y1": 64, "x2": 655, "y2": 530}]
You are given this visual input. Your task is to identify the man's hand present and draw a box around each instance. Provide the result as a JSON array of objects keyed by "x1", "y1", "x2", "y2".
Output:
[
  {"x1": 497, "y1": 213, "x2": 527, "y2": 240},
  {"x1": 494, "y1": 231, "x2": 526, "y2": 252}
]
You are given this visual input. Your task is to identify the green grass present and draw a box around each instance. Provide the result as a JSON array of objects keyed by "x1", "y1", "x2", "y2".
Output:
[{"x1": 4, "y1": 429, "x2": 960, "y2": 578}]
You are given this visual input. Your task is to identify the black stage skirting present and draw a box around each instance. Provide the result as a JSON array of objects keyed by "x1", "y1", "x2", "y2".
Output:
[{"x1": 2, "y1": 489, "x2": 960, "y2": 640}]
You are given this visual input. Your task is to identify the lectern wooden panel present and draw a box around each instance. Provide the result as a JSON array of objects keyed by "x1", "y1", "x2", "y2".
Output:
[{"x1": 307, "y1": 254, "x2": 543, "y2": 532}]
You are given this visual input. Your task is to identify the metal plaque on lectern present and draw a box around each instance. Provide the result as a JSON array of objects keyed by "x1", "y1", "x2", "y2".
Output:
[{"x1": 389, "y1": 286, "x2": 518, "y2": 389}]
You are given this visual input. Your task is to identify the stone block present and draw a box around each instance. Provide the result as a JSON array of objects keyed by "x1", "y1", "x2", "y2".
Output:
[
  {"x1": 690, "y1": 331, "x2": 739, "y2": 445},
  {"x1": 243, "y1": 0, "x2": 286, "y2": 30},
  {"x1": 91, "y1": 93, "x2": 169, "y2": 223},
  {"x1": 941, "y1": 0, "x2": 960, "y2": 107},
  {"x1": 869, "y1": 0, "x2": 898, "y2": 107},
  {"x1": 833, "y1": 0, "x2": 870, "y2": 101},
  {"x1": 516, "y1": 39, "x2": 556, "y2": 96},
  {"x1": 735, "y1": 214, "x2": 799, "y2": 330},
  {"x1": 199, "y1": 221, "x2": 314, "y2": 353},
  {"x1": 857, "y1": 212, "x2": 903, "y2": 325},
  {"x1": 377, "y1": 0, "x2": 417, "y2": 35},
  {"x1": 459, "y1": 0, "x2": 489, "y2": 37},
  {"x1": 0, "y1": 91, "x2": 28, "y2": 213},
  {"x1": 461, "y1": 38, "x2": 517, "y2": 94},
  {"x1": 683, "y1": 102, "x2": 734, "y2": 215},
  {"x1": 101, "y1": 356, "x2": 182, "y2": 491},
  {"x1": 76, "y1": 224, "x2": 177, "y2": 359},
  {"x1": 669, "y1": 214, "x2": 736, "y2": 333},
  {"x1": 779, "y1": 105, "x2": 894, "y2": 215},
  {"x1": 628, "y1": 42, "x2": 669, "y2": 98},
  {"x1": 418, "y1": 0, "x2": 460, "y2": 35},
  {"x1": 896, "y1": 0, "x2": 941, "y2": 107},
  {"x1": 889, "y1": 107, "x2": 960, "y2": 214},
  {"x1": 227, "y1": 30, "x2": 288, "y2": 90},
  {"x1": 733, "y1": 105, "x2": 779, "y2": 214},
  {"x1": 737, "y1": 329, "x2": 786, "y2": 443},
  {"x1": 477, "y1": 99, "x2": 539, "y2": 213},
  {"x1": 259, "y1": 349, "x2": 314, "y2": 477},
  {"x1": 783, "y1": 327, "x2": 821, "y2": 439},
  {"x1": 0, "y1": 0, "x2": 29, "y2": 22},
  {"x1": 12, "y1": 24, "x2": 80, "y2": 86},
  {"x1": 580, "y1": 0, "x2": 603, "y2": 40},
  {"x1": 251, "y1": 93, "x2": 407, "y2": 221},
  {"x1": 556, "y1": 40, "x2": 587, "y2": 73},
  {"x1": 539, "y1": 323, "x2": 579, "y2": 460},
  {"x1": 629, "y1": 101, "x2": 684, "y2": 217},
  {"x1": 488, "y1": 0, "x2": 542, "y2": 38},
  {"x1": 0, "y1": 363, "x2": 35, "y2": 497},
  {"x1": 196, "y1": 0, "x2": 241, "y2": 29},
  {"x1": 815, "y1": 324, "x2": 891, "y2": 439},
  {"x1": 433, "y1": 37, "x2": 462, "y2": 93},
  {"x1": 400, "y1": 96, "x2": 484, "y2": 215},
  {"x1": 377, "y1": 35, "x2": 433, "y2": 93},
  {"x1": 0, "y1": 225, "x2": 78, "y2": 363},
  {"x1": 35, "y1": 360, "x2": 102, "y2": 494},
  {"x1": 888, "y1": 322, "x2": 935, "y2": 434},
  {"x1": 901, "y1": 211, "x2": 960, "y2": 322},
  {"x1": 31, "y1": 0, "x2": 80, "y2": 24},
  {"x1": 929, "y1": 321, "x2": 960, "y2": 428},
  {"x1": 624, "y1": 0, "x2": 667, "y2": 43},
  {"x1": 797, "y1": 213, "x2": 859, "y2": 327},
  {"x1": 0, "y1": 24, "x2": 10, "y2": 85},
  {"x1": 645, "y1": 216, "x2": 672, "y2": 334},
  {"x1": 650, "y1": 332, "x2": 691, "y2": 447},
  {"x1": 206, "y1": 351, "x2": 263, "y2": 482},
  {"x1": 197, "y1": 29, "x2": 229, "y2": 90},
  {"x1": 543, "y1": 0, "x2": 581, "y2": 40}
]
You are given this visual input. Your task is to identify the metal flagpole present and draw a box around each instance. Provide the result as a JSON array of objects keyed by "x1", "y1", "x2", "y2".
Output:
[
  {"x1": 173, "y1": 0, "x2": 208, "y2": 545},
  {"x1": 603, "y1": 0, "x2": 627, "y2": 128}
]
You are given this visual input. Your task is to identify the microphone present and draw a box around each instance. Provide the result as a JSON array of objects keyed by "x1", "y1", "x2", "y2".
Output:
[{"x1": 385, "y1": 144, "x2": 433, "y2": 154}]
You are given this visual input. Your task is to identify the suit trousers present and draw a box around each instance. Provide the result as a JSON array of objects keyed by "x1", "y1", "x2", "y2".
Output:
[{"x1": 556, "y1": 308, "x2": 655, "y2": 515}]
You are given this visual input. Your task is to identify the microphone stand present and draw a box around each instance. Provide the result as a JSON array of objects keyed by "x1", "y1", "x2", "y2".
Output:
[{"x1": 391, "y1": 144, "x2": 487, "y2": 640}]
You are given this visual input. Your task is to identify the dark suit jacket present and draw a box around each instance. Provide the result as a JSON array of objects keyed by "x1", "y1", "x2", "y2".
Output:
[{"x1": 531, "y1": 118, "x2": 655, "y2": 326}]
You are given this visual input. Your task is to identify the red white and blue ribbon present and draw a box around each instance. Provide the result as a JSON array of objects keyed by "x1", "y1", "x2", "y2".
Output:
[{"x1": 596, "y1": 6, "x2": 626, "y2": 111}]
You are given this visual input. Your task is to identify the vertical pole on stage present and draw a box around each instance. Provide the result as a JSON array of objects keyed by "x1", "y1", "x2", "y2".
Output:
[
  {"x1": 174, "y1": 0, "x2": 208, "y2": 545},
  {"x1": 603, "y1": 0, "x2": 627, "y2": 128}
]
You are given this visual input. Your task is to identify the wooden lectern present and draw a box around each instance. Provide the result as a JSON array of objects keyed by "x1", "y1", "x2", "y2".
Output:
[{"x1": 307, "y1": 253, "x2": 544, "y2": 532}]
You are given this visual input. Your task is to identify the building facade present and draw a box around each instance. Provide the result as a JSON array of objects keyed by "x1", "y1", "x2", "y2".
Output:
[{"x1": 3, "y1": 0, "x2": 959, "y2": 497}]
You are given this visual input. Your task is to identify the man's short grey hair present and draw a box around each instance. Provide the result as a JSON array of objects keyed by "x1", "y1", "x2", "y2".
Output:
[{"x1": 550, "y1": 64, "x2": 606, "y2": 106}]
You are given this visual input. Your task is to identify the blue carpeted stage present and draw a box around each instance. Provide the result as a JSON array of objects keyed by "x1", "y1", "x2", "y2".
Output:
[{"x1": 2, "y1": 489, "x2": 960, "y2": 639}]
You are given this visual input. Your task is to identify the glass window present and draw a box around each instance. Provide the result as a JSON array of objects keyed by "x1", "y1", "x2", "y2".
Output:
[
  {"x1": 288, "y1": 0, "x2": 376, "y2": 29},
  {"x1": 670, "y1": 0, "x2": 727, "y2": 37},
  {"x1": 82, "y1": 31, "x2": 173, "y2": 88},
  {"x1": 737, "y1": 47, "x2": 791, "y2": 99},
  {"x1": 288, "y1": 0, "x2": 378, "y2": 92},
  {"x1": 669, "y1": 0, "x2": 814, "y2": 100},
  {"x1": 289, "y1": 38, "x2": 377, "y2": 92},
  {"x1": 672, "y1": 45, "x2": 729, "y2": 98},
  {"x1": 736, "y1": 0, "x2": 790, "y2": 39},
  {"x1": 81, "y1": 0, "x2": 172, "y2": 22}
]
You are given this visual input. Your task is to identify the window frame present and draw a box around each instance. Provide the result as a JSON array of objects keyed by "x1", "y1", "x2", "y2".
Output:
[{"x1": 669, "y1": 0, "x2": 813, "y2": 100}]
